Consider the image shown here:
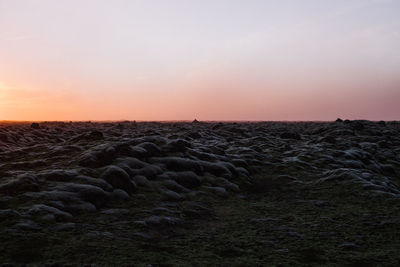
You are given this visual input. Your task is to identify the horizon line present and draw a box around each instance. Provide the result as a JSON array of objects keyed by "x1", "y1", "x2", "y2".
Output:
[{"x1": 1, "y1": 119, "x2": 397, "y2": 124}]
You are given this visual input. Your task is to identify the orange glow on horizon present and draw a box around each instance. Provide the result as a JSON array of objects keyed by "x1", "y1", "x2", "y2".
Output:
[{"x1": 1, "y1": 70, "x2": 399, "y2": 122}]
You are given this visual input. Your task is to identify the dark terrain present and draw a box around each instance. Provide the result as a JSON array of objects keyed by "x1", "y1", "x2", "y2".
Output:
[{"x1": 1, "y1": 120, "x2": 400, "y2": 266}]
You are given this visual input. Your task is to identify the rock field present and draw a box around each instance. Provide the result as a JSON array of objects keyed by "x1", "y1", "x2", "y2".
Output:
[{"x1": 1, "y1": 120, "x2": 400, "y2": 266}]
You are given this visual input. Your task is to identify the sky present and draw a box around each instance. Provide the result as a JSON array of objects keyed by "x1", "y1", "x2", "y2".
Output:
[{"x1": 0, "y1": 0, "x2": 399, "y2": 121}]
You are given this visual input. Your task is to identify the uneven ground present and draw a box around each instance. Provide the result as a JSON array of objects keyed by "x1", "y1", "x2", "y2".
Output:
[{"x1": 0, "y1": 120, "x2": 400, "y2": 266}]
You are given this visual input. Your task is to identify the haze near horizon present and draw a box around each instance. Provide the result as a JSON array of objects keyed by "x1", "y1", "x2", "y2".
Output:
[{"x1": 1, "y1": 0, "x2": 399, "y2": 121}]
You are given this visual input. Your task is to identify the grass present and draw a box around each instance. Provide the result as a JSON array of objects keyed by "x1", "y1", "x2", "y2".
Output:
[{"x1": 2, "y1": 174, "x2": 400, "y2": 266}]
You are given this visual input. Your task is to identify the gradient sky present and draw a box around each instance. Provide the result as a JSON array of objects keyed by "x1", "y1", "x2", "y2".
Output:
[{"x1": 1, "y1": 0, "x2": 399, "y2": 121}]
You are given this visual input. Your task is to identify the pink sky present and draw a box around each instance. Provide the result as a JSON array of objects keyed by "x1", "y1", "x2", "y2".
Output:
[{"x1": 1, "y1": 0, "x2": 399, "y2": 121}]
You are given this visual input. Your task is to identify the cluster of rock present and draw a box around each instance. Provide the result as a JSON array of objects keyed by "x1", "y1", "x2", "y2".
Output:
[{"x1": 0, "y1": 120, "x2": 399, "y2": 237}]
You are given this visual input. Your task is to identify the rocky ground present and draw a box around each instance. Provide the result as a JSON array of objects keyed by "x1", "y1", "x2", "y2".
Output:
[{"x1": 0, "y1": 120, "x2": 400, "y2": 266}]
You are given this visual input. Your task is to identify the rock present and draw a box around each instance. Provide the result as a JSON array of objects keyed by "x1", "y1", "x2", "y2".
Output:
[
  {"x1": 150, "y1": 207, "x2": 181, "y2": 215},
  {"x1": 53, "y1": 222, "x2": 76, "y2": 231},
  {"x1": 40, "y1": 214, "x2": 56, "y2": 222},
  {"x1": 283, "y1": 231, "x2": 305, "y2": 239},
  {"x1": 64, "y1": 201, "x2": 97, "y2": 213},
  {"x1": 23, "y1": 190, "x2": 98, "y2": 214},
  {"x1": 133, "y1": 232, "x2": 154, "y2": 240},
  {"x1": 132, "y1": 193, "x2": 147, "y2": 199},
  {"x1": 343, "y1": 148, "x2": 370, "y2": 161},
  {"x1": 101, "y1": 208, "x2": 129, "y2": 215},
  {"x1": 55, "y1": 183, "x2": 108, "y2": 208},
  {"x1": 231, "y1": 159, "x2": 249, "y2": 168},
  {"x1": 363, "y1": 183, "x2": 387, "y2": 191},
  {"x1": 100, "y1": 165, "x2": 137, "y2": 194},
  {"x1": 0, "y1": 209, "x2": 21, "y2": 221},
  {"x1": 26, "y1": 204, "x2": 73, "y2": 221},
  {"x1": 202, "y1": 186, "x2": 229, "y2": 198},
  {"x1": 115, "y1": 157, "x2": 148, "y2": 170},
  {"x1": 215, "y1": 177, "x2": 240, "y2": 192},
  {"x1": 187, "y1": 149, "x2": 219, "y2": 161},
  {"x1": 378, "y1": 120, "x2": 386, "y2": 126},
  {"x1": 200, "y1": 161, "x2": 233, "y2": 178},
  {"x1": 79, "y1": 144, "x2": 116, "y2": 168},
  {"x1": 235, "y1": 167, "x2": 250, "y2": 177},
  {"x1": 168, "y1": 171, "x2": 202, "y2": 189},
  {"x1": 338, "y1": 242, "x2": 358, "y2": 250},
  {"x1": 349, "y1": 120, "x2": 365, "y2": 131},
  {"x1": 316, "y1": 169, "x2": 362, "y2": 184},
  {"x1": 280, "y1": 132, "x2": 301, "y2": 140},
  {"x1": 165, "y1": 139, "x2": 192, "y2": 152},
  {"x1": 117, "y1": 162, "x2": 139, "y2": 176},
  {"x1": 251, "y1": 174, "x2": 298, "y2": 192},
  {"x1": 341, "y1": 160, "x2": 364, "y2": 169},
  {"x1": 318, "y1": 135, "x2": 336, "y2": 144},
  {"x1": 75, "y1": 175, "x2": 114, "y2": 192},
  {"x1": 30, "y1": 123, "x2": 40, "y2": 129},
  {"x1": 125, "y1": 145, "x2": 148, "y2": 158},
  {"x1": 144, "y1": 215, "x2": 183, "y2": 227},
  {"x1": 186, "y1": 190, "x2": 207, "y2": 198},
  {"x1": 23, "y1": 190, "x2": 80, "y2": 202},
  {"x1": 370, "y1": 190, "x2": 398, "y2": 197},
  {"x1": 38, "y1": 169, "x2": 79, "y2": 182},
  {"x1": 133, "y1": 175, "x2": 151, "y2": 187},
  {"x1": 133, "y1": 220, "x2": 147, "y2": 227},
  {"x1": 149, "y1": 157, "x2": 204, "y2": 174},
  {"x1": 275, "y1": 248, "x2": 289, "y2": 253},
  {"x1": 161, "y1": 179, "x2": 190, "y2": 193},
  {"x1": 186, "y1": 131, "x2": 202, "y2": 139},
  {"x1": 381, "y1": 164, "x2": 396, "y2": 175},
  {"x1": 182, "y1": 202, "x2": 214, "y2": 217},
  {"x1": 136, "y1": 165, "x2": 163, "y2": 180},
  {"x1": 359, "y1": 142, "x2": 378, "y2": 153},
  {"x1": 87, "y1": 231, "x2": 115, "y2": 239},
  {"x1": 137, "y1": 142, "x2": 162, "y2": 156},
  {"x1": 110, "y1": 189, "x2": 130, "y2": 200},
  {"x1": 87, "y1": 130, "x2": 103, "y2": 140},
  {"x1": 161, "y1": 189, "x2": 185, "y2": 201},
  {"x1": 0, "y1": 174, "x2": 39, "y2": 195},
  {"x1": 14, "y1": 220, "x2": 42, "y2": 231}
]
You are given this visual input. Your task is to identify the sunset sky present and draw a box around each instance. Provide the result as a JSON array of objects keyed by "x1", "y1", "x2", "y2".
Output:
[{"x1": 1, "y1": 0, "x2": 399, "y2": 121}]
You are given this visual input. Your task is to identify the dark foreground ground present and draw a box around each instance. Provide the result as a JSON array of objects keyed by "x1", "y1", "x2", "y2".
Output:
[{"x1": 1, "y1": 120, "x2": 400, "y2": 266}]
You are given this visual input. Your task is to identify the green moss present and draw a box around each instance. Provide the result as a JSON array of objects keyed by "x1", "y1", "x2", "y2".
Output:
[{"x1": 2, "y1": 164, "x2": 400, "y2": 266}]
